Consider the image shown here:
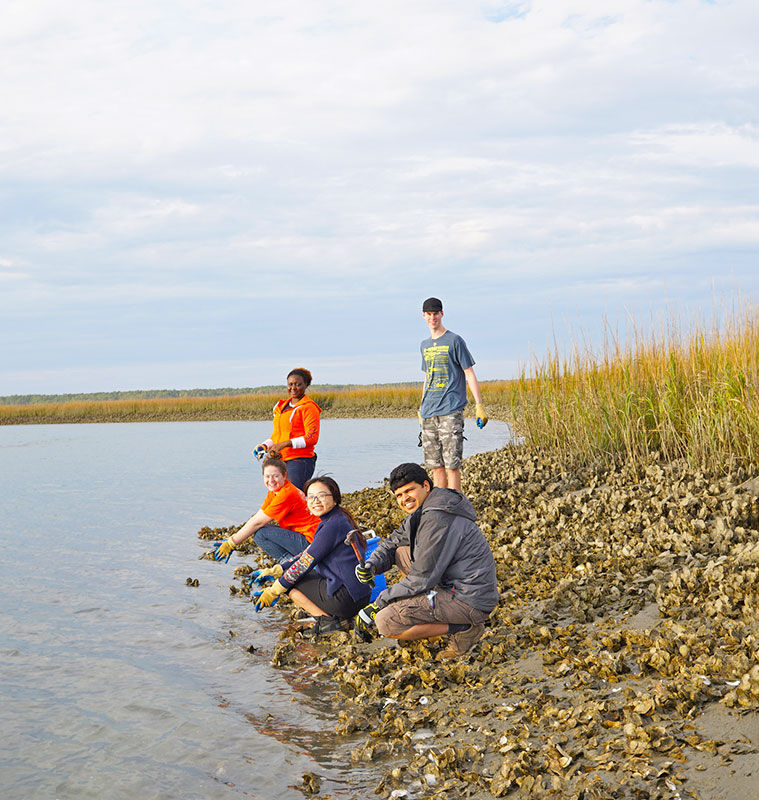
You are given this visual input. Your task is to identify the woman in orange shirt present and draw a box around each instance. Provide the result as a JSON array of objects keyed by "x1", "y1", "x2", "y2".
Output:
[
  {"x1": 253, "y1": 368, "x2": 321, "y2": 490},
  {"x1": 214, "y1": 458, "x2": 320, "y2": 562}
]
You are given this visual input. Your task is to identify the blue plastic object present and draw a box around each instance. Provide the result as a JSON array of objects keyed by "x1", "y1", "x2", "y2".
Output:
[{"x1": 364, "y1": 536, "x2": 387, "y2": 603}]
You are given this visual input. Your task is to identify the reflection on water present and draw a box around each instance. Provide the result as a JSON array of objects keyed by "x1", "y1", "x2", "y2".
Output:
[{"x1": 0, "y1": 418, "x2": 512, "y2": 798}]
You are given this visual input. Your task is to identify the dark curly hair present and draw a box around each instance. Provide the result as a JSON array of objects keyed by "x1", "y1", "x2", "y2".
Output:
[{"x1": 389, "y1": 463, "x2": 432, "y2": 492}]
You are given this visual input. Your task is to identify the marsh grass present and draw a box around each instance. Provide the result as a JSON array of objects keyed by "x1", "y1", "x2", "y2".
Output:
[
  {"x1": 0, "y1": 383, "x2": 499, "y2": 424},
  {"x1": 0, "y1": 381, "x2": 515, "y2": 425},
  {"x1": 10, "y1": 304, "x2": 758, "y2": 474},
  {"x1": 510, "y1": 306, "x2": 759, "y2": 472}
]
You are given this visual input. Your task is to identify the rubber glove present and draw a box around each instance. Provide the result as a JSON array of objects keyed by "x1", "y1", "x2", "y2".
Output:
[
  {"x1": 213, "y1": 536, "x2": 237, "y2": 562},
  {"x1": 253, "y1": 580, "x2": 287, "y2": 611},
  {"x1": 247, "y1": 564, "x2": 284, "y2": 587},
  {"x1": 354, "y1": 601, "x2": 381, "y2": 641},
  {"x1": 417, "y1": 410, "x2": 423, "y2": 425},
  {"x1": 354, "y1": 563, "x2": 375, "y2": 585},
  {"x1": 475, "y1": 403, "x2": 488, "y2": 429},
  {"x1": 252, "y1": 444, "x2": 268, "y2": 460}
]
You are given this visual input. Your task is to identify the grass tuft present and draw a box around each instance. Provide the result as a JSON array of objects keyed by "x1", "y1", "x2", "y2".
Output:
[{"x1": 509, "y1": 304, "x2": 759, "y2": 472}]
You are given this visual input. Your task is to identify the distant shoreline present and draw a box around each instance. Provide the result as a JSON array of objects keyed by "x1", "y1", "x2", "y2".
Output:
[
  {"x1": 0, "y1": 404, "x2": 512, "y2": 425},
  {"x1": 0, "y1": 383, "x2": 514, "y2": 426}
]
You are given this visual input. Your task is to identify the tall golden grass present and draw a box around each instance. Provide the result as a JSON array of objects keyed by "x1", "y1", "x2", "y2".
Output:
[
  {"x1": 509, "y1": 305, "x2": 759, "y2": 471},
  {"x1": 0, "y1": 384, "x2": 488, "y2": 424},
  {"x1": 0, "y1": 382, "x2": 514, "y2": 425}
]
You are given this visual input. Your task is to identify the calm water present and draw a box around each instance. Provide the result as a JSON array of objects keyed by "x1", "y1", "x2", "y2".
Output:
[{"x1": 0, "y1": 418, "x2": 512, "y2": 799}]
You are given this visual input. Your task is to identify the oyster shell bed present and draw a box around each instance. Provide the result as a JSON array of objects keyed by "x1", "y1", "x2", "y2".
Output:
[{"x1": 199, "y1": 448, "x2": 759, "y2": 799}]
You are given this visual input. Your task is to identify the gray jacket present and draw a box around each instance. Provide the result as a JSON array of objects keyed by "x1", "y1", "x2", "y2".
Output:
[{"x1": 368, "y1": 488, "x2": 499, "y2": 613}]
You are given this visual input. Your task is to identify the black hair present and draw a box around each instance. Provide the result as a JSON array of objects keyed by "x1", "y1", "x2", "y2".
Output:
[
  {"x1": 287, "y1": 367, "x2": 313, "y2": 387},
  {"x1": 388, "y1": 462, "x2": 432, "y2": 492},
  {"x1": 304, "y1": 475, "x2": 361, "y2": 532}
]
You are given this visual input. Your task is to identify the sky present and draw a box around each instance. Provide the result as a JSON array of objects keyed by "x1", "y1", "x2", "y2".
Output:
[{"x1": 1, "y1": 0, "x2": 758, "y2": 395}]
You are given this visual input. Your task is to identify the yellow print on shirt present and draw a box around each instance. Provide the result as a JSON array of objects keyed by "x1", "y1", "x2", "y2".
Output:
[{"x1": 424, "y1": 344, "x2": 451, "y2": 391}]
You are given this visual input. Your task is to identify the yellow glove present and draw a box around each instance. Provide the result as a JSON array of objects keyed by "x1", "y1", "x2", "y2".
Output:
[
  {"x1": 253, "y1": 580, "x2": 288, "y2": 611},
  {"x1": 248, "y1": 564, "x2": 284, "y2": 587},
  {"x1": 258, "y1": 564, "x2": 284, "y2": 581},
  {"x1": 475, "y1": 403, "x2": 488, "y2": 429},
  {"x1": 417, "y1": 410, "x2": 423, "y2": 425},
  {"x1": 213, "y1": 536, "x2": 237, "y2": 562}
]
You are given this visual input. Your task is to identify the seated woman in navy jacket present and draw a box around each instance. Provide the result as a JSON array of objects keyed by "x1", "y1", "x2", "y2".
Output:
[{"x1": 251, "y1": 476, "x2": 371, "y2": 636}]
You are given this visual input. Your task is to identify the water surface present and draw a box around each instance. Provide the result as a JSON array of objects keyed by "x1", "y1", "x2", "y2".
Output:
[{"x1": 0, "y1": 418, "x2": 512, "y2": 799}]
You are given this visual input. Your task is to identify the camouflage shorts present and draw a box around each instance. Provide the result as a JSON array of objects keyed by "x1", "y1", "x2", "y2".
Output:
[{"x1": 421, "y1": 410, "x2": 464, "y2": 470}]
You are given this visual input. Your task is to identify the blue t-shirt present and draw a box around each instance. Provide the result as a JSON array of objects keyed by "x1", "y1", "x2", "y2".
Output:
[{"x1": 419, "y1": 329, "x2": 475, "y2": 417}]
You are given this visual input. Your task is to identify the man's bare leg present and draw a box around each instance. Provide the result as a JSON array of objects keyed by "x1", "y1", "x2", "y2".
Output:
[
  {"x1": 432, "y1": 467, "x2": 448, "y2": 488},
  {"x1": 390, "y1": 623, "x2": 451, "y2": 641},
  {"x1": 446, "y1": 468, "x2": 462, "y2": 491}
]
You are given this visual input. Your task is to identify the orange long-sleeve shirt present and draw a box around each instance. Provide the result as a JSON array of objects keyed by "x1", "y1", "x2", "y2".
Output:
[
  {"x1": 266, "y1": 395, "x2": 321, "y2": 461},
  {"x1": 260, "y1": 480, "x2": 320, "y2": 542}
]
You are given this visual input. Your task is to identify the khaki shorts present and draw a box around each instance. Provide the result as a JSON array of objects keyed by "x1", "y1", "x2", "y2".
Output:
[
  {"x1": 421, "y1": 410, "x2": 464, "y2": 470},
  {"x1": 374, "y1": 545, "x2": 488, "y2": 636},
  {"x1": 375, "y1": 588, "x2": 488, "y2": 637}
]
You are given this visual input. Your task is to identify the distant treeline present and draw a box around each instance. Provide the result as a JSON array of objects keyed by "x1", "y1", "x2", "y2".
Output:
[{"x1": 0, "y1": 383, "x2": 420, "y2": 407}]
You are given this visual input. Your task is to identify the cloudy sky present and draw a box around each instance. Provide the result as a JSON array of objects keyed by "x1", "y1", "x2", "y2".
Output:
[{"x1": 2, "y1": 0, "x2": 757, "y2": 395}]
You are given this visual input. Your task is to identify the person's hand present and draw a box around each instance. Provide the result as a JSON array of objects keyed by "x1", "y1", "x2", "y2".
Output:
[
  {"x1": 475, "y1": 403, "x2": 488, "y2": 429},
  {"x1": 247, "y1": 564, "x2": 284, "y2": 587},
  {"x1": 252, "y1": 444, "x2": 268, "y2": 460},
  {"x1": 355, "y1": 563, "x2": 375, "y2": 585},
  {"x1": 213, "y1": 537, "x2": 236, "y2": 562},
  {"x1": 252, "y1": 580, "x2": 287, "y2": 611},
  {"x1": 354, "y1": 602, "x2": 381, "y2": 641}
]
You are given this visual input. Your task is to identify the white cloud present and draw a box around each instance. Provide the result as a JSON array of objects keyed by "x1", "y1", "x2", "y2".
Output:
[{"x1": 1, "y1": 0, "x2": 758, "y2": 392}]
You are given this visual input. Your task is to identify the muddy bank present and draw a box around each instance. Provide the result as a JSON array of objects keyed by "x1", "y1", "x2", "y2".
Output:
[
  {"x1": 201, "y1": 448, "x2": 759, "y2": 799},
  {"x1": 1, "y1": 401, "x2": 511, "y2": 425}
]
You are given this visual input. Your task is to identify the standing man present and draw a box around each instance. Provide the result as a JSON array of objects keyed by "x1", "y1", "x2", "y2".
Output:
[
  {"x1": 419, "y1": 297, "x2": 488, "y2": 491},
  {"x1": 354, "y1": 463, "x2": 498, "y2": 659}
]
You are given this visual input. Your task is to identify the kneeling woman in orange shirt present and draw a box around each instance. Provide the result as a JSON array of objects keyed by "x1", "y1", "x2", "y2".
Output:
[{"x1": 214, "y1": 458, "x2": 320, "y2": 562}]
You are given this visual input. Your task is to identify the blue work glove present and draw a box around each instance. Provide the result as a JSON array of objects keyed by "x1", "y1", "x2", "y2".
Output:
[
  {"x1": 212, "y1": 537, "x2": 236, "y2": 563},
  {"x1": 354, "y1": 602, "x2": 381, "y2": 642},
  {"x1": 354, "y1": 563, "x2": 375, "y2": 585},
  {"x1": 475, "y1": 403, "x2": 488, "y2": 429},
  {"x1": 252, "y1": 444, "x2": 268, "y2": 460},
  {"x1": 252, "y1": 580, "x2": 287, "y2": 612},
  {"x1": 247, "y1": 564, "x2": 284, "y2": 587}
]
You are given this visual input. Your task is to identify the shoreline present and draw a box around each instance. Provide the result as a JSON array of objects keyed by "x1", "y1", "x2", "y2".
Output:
[
  {"x1": 0, "y1": 402, "x2": 510, "y2": 425},
  {"x1": 204, "y1": 446, "x2": 759, "y2": 799}
]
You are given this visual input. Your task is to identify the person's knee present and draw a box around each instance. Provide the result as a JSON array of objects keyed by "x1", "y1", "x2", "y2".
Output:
[
  {"x1": 375, "y1": 607, "x2": 399, "y2": 638},
  {"x1": 253, "y1": 528, "x2": 267, "y2": 545}
]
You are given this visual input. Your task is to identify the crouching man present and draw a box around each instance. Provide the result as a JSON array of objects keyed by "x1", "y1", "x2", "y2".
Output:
[{"x1": 355, "y1": 462, "x2": 498, "y2": 659}]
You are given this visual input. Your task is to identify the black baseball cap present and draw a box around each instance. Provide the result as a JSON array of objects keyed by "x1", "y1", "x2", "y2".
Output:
[{"x1": 422, "y1": 297, "x2": 443, "y2": 312}]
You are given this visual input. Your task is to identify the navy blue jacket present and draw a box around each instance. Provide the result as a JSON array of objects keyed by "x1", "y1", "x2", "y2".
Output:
[{"x1": 280, "y1": 506, "x2": 368, "y2": 602}]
